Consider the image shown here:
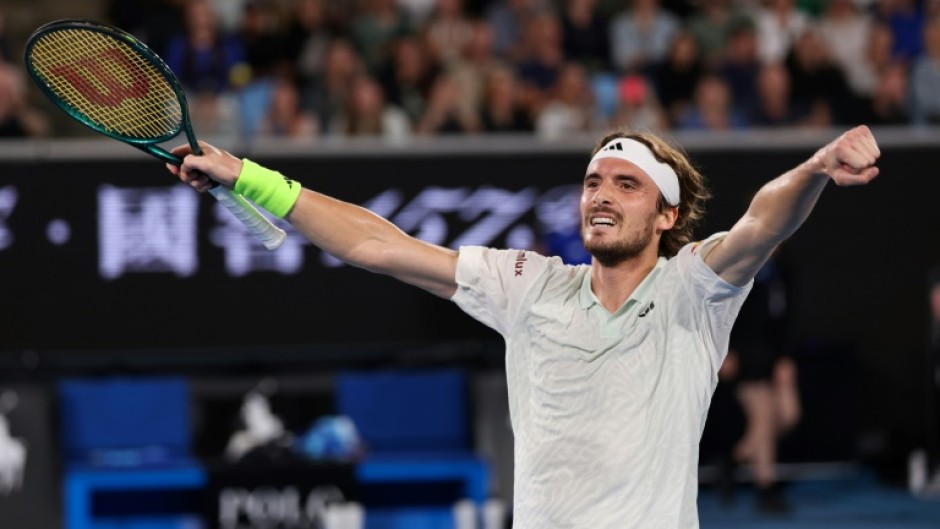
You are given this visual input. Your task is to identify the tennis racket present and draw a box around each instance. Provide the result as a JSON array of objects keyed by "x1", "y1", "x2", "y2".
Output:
[{"x1": 24, "y1": 19, "x2": 286, "y2": 250}]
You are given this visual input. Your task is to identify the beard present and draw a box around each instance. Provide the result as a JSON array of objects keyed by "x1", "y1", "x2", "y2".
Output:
[{"x1": 582, "y1": 213, "x2": 656, "y2": 267}]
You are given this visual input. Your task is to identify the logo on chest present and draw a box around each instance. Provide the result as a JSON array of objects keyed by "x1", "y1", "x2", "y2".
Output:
[{"x1": 638, "y1": 301, "x2": 655, "y2": 318}]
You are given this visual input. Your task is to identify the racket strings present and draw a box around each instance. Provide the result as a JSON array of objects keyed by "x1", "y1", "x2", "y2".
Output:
[{"x1": 29, "y1": 29, "x2": 182, "y2": 139}]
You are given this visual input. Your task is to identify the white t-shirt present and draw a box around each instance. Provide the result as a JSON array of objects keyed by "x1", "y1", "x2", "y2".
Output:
[{"x1": 451, "y1": 234, "x2": 752, "y2": 529}]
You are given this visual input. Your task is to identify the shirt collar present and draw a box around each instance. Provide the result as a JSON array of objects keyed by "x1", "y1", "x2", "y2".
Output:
[{"x1": 578, "y1": 257, "x2": 667, "y2": 311}]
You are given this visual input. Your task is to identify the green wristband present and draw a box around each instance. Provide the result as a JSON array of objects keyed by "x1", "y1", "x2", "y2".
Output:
[{"x1": 235, "y1": 159, "x2": 303, "y2": 219}]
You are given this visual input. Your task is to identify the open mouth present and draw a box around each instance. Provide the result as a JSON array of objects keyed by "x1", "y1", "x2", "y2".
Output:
[{"x1": 589, "y1": 216, "x2": 616, "y2": 227}]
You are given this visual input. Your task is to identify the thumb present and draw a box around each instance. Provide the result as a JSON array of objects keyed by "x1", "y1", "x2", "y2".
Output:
[{"x1": 831, "y1": 165, "x2": 879, "y2": 186}]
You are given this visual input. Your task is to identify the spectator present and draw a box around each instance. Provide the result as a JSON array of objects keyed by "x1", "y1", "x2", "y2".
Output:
[
  {"x1": 416, "y1": 72, "x2": 482, "y2": 134},
  {"x1": 486, "y1": 0, "x2": 549, "y2": 61},
  {"x1": 817, "y1": 0, "x2": 872, "y2": 98},
  {"x1": 676, "y1": 74, "x2": 748, "y2": 130},
  {"x1": 331, "y1": 74, "x2": 411, "y2": 140},
  {"x1": 863, "y1": 61, "x2": 910, "y2": 124},
  {"x1": 0, "y1": 65, "x2": 48, "y2": 138},
  {"x1": 241, "y1": 0, "x2": 290, "y2": 80},
  {"x1": 911, "y1": 18, "x2": 940, "y2": 124},
  {"x1": 752, "y1": 0, "x2": 810, "y2": 64},
  {"x1": 747, "y1": 62, "x2": 807, "y2": 126},
  {"x1": 560, "y1": 0, "x2": 612, "y2": 72},
  {"x1": 835, "y1": 21, "x2": 897, "y2": 103},
  {"x1": 784, "y1": 28, "x2": 852, "y2": 125},
  {"x1": 189, "y1": 89, "x2": 242, "y2": 138},
  {"x1": 380, "y1": 37, "x2": 439, "y2": 125},
  {"x1": 320, "y1": 0, "x2": 358, "y2": 33},
  {"x1": 609, "y1": 0, "x2": 681, "y2": 73},
  {"x1": 875, "y1": 0, "x2": 924, "y2": 61},
  {"x1": 350, "y1": 0, "x2": 415, "y2": 73},
  {"x1": 106, "y1": 0, "x2": 184, "y2": 57},
  {"x1": 686, "y1": 0, "x2": 753, "y2": 67},
  {"x1": 866, "y1": 21, "x2": 898, "y2": 84},
  {"x1": 517, "y1": 11, "x2": 566, "y2": 88},
  {"x1": 479, "y1": 65, "x2": 535, "y2": 133},
  {"x1": 285, "y1": 0, "x2": 332, "y2": 89},
  {"x1": 609, "y1": 74, "x2": 668, "y2": 131},
  {"x1": 210, "y1": 0, "x2": 252, "y2": 32},
  {"x1": 517, "y1": 12, "x2": 567, "y2": 113},
  {"x1": 720, "y1": 251, "x2": 802, "y2": 514},
  {"x1": 260, "y1": 76, "x2": 319, "y2": 138},
  {"x1": 720, "y1": 20, "x2": 762, "y2": 111},
  {"x1": 536, "y1": 62, "x2": 598, "y2": 139},
  {"x1": 422, "y1": 0, "x2": 475, "y2": 66},
  {"x1": 449, "y1": 20, "x2": 506, "y2": 121},
  {"x1": 162, "y1": 0, "x2": 246, "y2": 136},
  {"x1": 236, "y1": 0, "x2": 294, "y2": 137},
  {"x1": 164, "y1": 0, "x2": 248, "y2": 94},
  {"x1": 306, "y1": 38, "x2": 364, "y2": 133},
  {"x1": 397, "y1": 0, "x2": 438, "y2": 25},
  {"x1": 653, "y1": 31, "x2": 704, "y2": 126}
]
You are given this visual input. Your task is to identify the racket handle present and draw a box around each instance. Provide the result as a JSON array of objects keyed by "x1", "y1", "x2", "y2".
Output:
[{"x1": 209, "y1": 186, "x2": 287, "y2": 250}]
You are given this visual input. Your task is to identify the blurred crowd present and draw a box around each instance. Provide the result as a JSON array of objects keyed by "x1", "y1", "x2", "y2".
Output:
[{"x1": 3, "y1": 0, "x2": 940, "y2": 141}]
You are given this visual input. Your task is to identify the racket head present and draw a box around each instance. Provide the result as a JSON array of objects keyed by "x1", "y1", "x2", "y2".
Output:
[{"x1": 24, "y1": 19, "x2": 193, "y2": 148}]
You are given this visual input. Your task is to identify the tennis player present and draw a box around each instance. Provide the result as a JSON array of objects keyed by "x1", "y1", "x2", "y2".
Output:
[{"x1": 168, "y1": 125, "x2": 879, "y2": 528}]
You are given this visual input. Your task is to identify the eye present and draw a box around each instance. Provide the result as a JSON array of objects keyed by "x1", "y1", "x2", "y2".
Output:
[
  {"x1": 619, "y1": 179, "x2": 637, "y2": 190},
  {"x1": 584, "y1": 179, "x2": 599, "y2": 190}
]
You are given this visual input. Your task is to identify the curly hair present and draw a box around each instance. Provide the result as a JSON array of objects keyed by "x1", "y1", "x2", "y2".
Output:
[{"x1": 590, "y1": 129, "x2": 711, "y2": 257}]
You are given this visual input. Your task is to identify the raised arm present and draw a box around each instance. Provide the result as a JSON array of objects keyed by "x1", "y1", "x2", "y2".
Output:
[
  {"x1": 704, "y1": 126, "x2": 881, "y2": 286},
  {"x1": 168, "y1": 143, "x2": 459, "y2": 299}
]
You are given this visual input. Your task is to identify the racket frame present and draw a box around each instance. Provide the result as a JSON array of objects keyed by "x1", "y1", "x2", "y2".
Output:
[
  {"x1": 24, "y1": 19, "x2": 287, "y2": 250},
  {"x1": 25, "y1": 19, "x2": 201, "y2": 165}
]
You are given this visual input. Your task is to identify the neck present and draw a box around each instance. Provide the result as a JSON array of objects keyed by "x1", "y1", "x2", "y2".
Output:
[{"x1": 590, "y1": 250, "x2": 659, "y2": 313}]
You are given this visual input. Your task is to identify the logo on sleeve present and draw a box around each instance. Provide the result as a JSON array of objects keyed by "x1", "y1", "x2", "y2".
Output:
[{"x1": 514, "y1": 250, "x2": 527, "y2": 277}]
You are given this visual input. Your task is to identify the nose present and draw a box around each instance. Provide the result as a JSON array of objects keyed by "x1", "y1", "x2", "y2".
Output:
[{"x1": 593, "y1": 181, "x2": 613, "y2": 206}]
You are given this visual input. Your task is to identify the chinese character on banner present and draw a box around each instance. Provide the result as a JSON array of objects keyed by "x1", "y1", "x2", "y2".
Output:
[
  {"x1": 392, "y1": 187, "x2": 470, "y2": 246},
  {"x1": 98, "y1": 185, "x2": 199, "y2": 279},
  {"x1": 0, "y1": 186, "x2": 17, "y2": 251},
  {"x1": 210, "y1": 202, "x2": 307, "y2": 277},
  {"x1": 450, "y1": 186, "x2": 539, "y2": 249}
]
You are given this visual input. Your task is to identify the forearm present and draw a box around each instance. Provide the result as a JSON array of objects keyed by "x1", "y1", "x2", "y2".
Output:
[
  {"x1": 285, "y1": 190, "x2": 458, "y2": 296},
  {"x1": 743, "y1": 155, "x2": 830, "y2": 248},
  {"x1": 170, "y1": 149, "x2": 459, "y2": 297},
  {"x1": 285, "y1": 189, "x2": 412, "y2": 272}
]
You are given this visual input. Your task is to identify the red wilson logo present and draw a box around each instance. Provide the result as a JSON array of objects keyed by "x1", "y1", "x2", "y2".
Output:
[{"x1": 51, "y1": 48, "x2": 150, "y2": 107}]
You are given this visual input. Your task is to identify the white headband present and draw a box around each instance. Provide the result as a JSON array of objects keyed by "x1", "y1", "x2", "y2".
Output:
[{"x1": 589, "y1": 138, "x2": 681, "y2": 206}]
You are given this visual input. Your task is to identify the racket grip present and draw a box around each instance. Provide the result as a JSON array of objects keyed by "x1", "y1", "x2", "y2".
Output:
[{"x1": 209, "y1": 186, "x2": 287, "y2": 250}]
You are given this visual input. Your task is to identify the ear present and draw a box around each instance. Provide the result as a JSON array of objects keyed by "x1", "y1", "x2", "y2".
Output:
[{"x1": 657, "y1": 206, "x2": 679, "y2": 231}]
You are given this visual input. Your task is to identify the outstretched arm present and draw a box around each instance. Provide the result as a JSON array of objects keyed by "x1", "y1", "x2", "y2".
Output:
[
  {"x1": 167, "y1": 143, "x2": 459, "y2": 299},
  {"x1": 704, "y1": 126, "x2": 881, "y2": 286}
]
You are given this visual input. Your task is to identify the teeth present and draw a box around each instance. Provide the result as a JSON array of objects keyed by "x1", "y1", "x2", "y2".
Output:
[{"x1": 591, "y1": 217, "x2": 615, "y2": 226}]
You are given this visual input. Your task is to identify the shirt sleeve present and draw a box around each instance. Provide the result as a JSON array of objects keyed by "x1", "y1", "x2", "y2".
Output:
[
  {"x1": 676, "y1": 232, "x2": 753, "y2": 373},
  {"x1": 450, "y1": 246, "x2": 554, "y2": 336}
]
